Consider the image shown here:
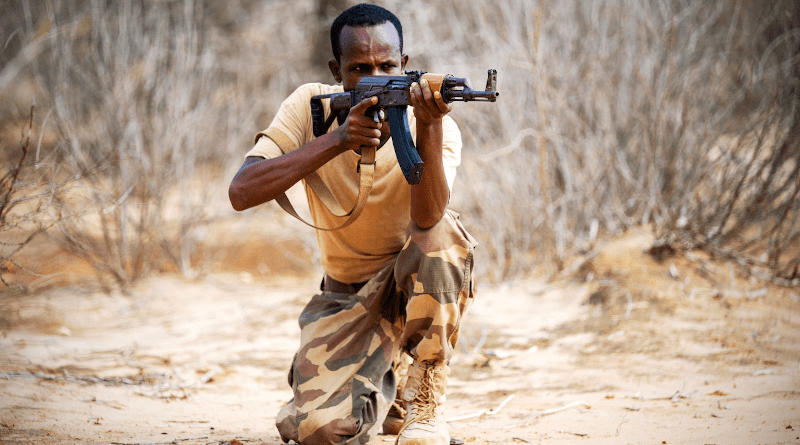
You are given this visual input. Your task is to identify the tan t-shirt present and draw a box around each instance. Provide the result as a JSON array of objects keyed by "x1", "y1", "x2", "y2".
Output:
[{"x1": 246, "y1": 82, "x2": 462, "y2": 283}]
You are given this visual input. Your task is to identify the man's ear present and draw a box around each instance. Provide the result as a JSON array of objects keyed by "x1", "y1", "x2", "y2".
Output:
[
  {"x1": 328, "y1": 58, "x2": 342, "y2": 83},
  {"x1": 401, "y1": 54, "x2": 408, "y2": 71}
]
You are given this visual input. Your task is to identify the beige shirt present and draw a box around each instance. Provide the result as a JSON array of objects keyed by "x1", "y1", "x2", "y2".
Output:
[{"x1": 246, "y1": 82, "x2": 462, "y2": 283}]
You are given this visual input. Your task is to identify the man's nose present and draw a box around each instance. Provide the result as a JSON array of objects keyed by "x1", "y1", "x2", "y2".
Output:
[{"x1": 368, "y1": 66, "x2": 381, "y2": 76}]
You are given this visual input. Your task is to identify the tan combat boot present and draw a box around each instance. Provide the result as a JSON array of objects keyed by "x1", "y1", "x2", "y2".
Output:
[{"x1": 396, "y1": 360, "x2": 450, "y2": 445}]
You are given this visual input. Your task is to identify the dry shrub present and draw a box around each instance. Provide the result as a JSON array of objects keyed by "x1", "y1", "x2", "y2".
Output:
[
  {"x1": 32, "y1": 0, "x2": 227, "y2": 283},
  {"x1": 2, "y1": 0, "x2": 798, "y2": 287},
  {"x1": 1, "y1": 0, "x2": 322, "y2": 285},
  {"x1": 1, "y1": 103, "x2": 44, "y2": 288},
  {"x1": 0, "y1": 102, "x2": 79, "y2": 290},
  {"x1": 387, "y1": 0, "x2": 799, "y2": 284}
]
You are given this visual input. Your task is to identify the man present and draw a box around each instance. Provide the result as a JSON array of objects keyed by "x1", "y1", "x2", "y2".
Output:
[{"x1": 228, "y1": 4, "x2": 476, "y2": 445}]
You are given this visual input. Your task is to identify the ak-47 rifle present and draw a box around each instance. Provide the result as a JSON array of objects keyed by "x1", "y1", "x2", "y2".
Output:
[{"x1": 311, "y1": 69, "x2": 499, "y2": 185}]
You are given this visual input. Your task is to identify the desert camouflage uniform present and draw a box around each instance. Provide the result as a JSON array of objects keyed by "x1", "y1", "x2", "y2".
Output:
[{"x1": 276, "y1": 209, "x2": 477, "y2": 445}]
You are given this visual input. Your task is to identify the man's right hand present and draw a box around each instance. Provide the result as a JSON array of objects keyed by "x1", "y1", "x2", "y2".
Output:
[
  {"x1": 334, "y1": 96, "x2": 383, "y2": 153},
  {"x1": 229, "y1": 96, "x2": 387, "y2": 212}
]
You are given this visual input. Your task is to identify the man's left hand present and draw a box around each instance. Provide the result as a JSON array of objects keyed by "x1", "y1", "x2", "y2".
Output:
[{"x1": 409, "y1": 78, "x2": 451, "y2": 124}]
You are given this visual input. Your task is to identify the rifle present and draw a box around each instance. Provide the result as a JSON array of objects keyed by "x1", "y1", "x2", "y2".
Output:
[{"x1": 310, "y1": 69, "x2": 499, "y2": 184}]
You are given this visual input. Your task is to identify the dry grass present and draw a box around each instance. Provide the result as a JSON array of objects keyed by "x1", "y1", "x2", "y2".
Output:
[{"x1": 0, "y1": 0, "x2": 798, "y2": 288}]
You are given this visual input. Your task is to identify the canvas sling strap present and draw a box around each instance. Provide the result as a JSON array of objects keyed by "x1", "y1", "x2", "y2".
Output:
[{"x1": 260, "y1": 127, "x2": 375, "y2": 231}]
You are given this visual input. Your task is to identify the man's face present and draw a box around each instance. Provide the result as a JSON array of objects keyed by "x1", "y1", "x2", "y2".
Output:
[{"x1": 331, "y1": 22, "x2": 407, "y2": 90}]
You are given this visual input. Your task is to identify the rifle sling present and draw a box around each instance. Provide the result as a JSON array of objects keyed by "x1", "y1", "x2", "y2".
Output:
[{"x1": 261, "y1": 127, "x2": 374, "y2": 231}]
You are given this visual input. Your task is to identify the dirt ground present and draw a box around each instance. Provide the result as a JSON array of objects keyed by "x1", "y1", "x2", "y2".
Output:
[{"x1": 1, "y1": 227, "x2": 799, "y2": 445}]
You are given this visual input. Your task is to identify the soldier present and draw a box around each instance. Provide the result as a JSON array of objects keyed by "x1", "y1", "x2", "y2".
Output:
[{"x1": 228, "y1": 4, "x2": 477, "y2": 445}]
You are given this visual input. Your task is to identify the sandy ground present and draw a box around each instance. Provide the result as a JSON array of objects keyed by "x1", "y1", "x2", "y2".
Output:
[{"x1": 1, "y1": 228, "x2": 799, "y2": 445}]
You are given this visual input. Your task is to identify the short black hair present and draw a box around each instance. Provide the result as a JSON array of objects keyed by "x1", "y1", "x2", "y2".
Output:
[{"x1": 330, "y1": 3, "x2": 403, "y2": 62}]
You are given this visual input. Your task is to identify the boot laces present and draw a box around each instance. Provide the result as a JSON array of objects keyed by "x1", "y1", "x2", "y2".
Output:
[
  {"x1": 410, "y1": 365, "x2": 440, "y2": 424},
  {"x1": 394, "y1": 365, "x2": 445, "y2": 445},
  {"x1": 389, "y1": 400, "x2": 407, "y2": 419}
]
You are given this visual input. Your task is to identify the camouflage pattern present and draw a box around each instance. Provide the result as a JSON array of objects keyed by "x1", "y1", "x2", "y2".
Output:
[{"x1": 276, "y1": 210, "x2": 477, "y2": 445}]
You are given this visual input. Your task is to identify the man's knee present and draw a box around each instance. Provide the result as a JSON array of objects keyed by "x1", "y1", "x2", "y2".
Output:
[
  {"x1": 404, "y1": 209, "x2": 473, "y2": 255},
  {"x1": 300, "y1": 416, "x2": 359, "y2": 445},
  {"x1": 277, "y1": 400, "x2": 299, "y2": 443},
  {"x1": 396, "y1": 210, "x2": 476, "y2": 297}
]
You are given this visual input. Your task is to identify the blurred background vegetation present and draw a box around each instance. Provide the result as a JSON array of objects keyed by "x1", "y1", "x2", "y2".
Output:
[{"x1": 1, "y1": 0, "x2": 798, "y2": 291}]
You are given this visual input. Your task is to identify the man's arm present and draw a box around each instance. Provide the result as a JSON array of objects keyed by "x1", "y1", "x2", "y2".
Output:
[
  {"x1": 408, "y1": 78, "x2": 453, "y2": 229},
  {"x1": 228, "y1": 96, "x2": 382, "y2": 211}
]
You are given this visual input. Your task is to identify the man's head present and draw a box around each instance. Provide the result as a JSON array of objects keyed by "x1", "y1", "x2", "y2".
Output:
[
  {"x1": 328, "y1": 4, "x2": 408, "y2": 90},
  {"x1": 330, "y1": 4, "x2": 403, "y2": 63}
]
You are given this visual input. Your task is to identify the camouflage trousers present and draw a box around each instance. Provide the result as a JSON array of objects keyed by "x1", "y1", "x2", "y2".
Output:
[{"x1": 276, "y1": 210, "x2": 477, "y2": 445}]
